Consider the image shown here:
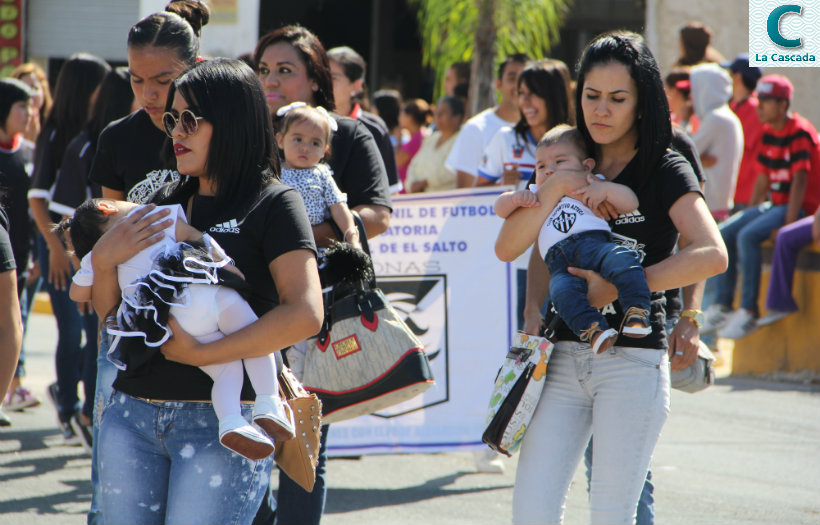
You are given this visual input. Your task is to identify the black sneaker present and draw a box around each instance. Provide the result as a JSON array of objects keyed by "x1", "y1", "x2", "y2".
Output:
[
  {"x1": 0, "y1": 408, "x2": 11, "y2": 427},
  {"x1": 59, "y1": 418, "x2": 81, "y2": 446},
  {"x1": 71, "y1": 413, "x2": 93, "y2": 453}
]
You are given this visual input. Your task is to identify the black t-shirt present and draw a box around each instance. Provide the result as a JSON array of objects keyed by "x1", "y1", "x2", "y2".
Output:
[
  {"x1": 112, "y1": 181, "x2": 317, "y2": 401},
  {"x1": 664, "y1": 129, "x2": 706, "y2": 322},
  {"x1": 0, "y1": 140, "x2": 34, "y2": 269},
  {"x1": 28, "y1": 124, "x2": 59, "y2": 209},
  {"x1": 49, "y1": 131, "x2": 100, "y2": 215},
  {"x1": 551, "y1": 149, "x2": 703, "y2": 349},
  {"x1": 0, "y1": 207, "x2": 15, "y2": 273},
  {"x1": 357, "y1": 110, "x2": 400, "y2": 191},
  {"x1": 328, "y1": 115, "x2": 392, "y2": 212},
  {"x1": 88, "y1": 110, "x2": 179, "y2": 204}
]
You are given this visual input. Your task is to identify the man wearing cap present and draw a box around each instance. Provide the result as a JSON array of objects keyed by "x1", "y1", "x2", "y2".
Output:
[
  {"x1": 701, "y1": 74, "x2": 820, "y2": 339},
  {"x1": 721, "y1": 54, "x2": 764, "y2": 211}
]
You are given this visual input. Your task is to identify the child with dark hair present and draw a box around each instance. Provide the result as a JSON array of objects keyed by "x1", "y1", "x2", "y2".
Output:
[
  {"x1": 60, "y1": 198, "x2": 294, "y2": 460},
  {"x1": 275, "y1": 103, "x2": 361, "y2": 247},
  {"x1": 396, "y1": 98, "x2": 433, "y2": 192},
  {"x1": 495, "y1": 124, "x2": 651, "y2": 353}
]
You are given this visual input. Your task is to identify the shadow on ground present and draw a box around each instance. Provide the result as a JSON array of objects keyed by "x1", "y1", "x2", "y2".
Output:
[{"x1": 324, "y1": 470, "x2": 512, "y2": 514}]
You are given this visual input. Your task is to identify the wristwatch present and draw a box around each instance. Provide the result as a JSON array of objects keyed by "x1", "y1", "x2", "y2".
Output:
[{"x1": 680, "y1": 309, "x2": 704, "y2": 328}]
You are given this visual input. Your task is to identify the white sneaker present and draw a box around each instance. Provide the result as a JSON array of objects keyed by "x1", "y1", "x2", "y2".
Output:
[
  {"x1": 701, "y1": 304, "x2": 732, "y2": 334},
  {"x1": 474, "y1": 448, "x2": 505, "y2": 473},
  {"x1": 757, "y1": 309, "x2": 794, "y2": 326},
  {"x1": 718, "y1": 309, "x2": 758, "y2": 339}
]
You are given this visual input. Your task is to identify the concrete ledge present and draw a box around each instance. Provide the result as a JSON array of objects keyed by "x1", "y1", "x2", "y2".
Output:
[
  {"x1": 32, "y1": 292, "x2": 52, "y2": 315},
  {"x1": 729, "y1": 243, "x2": 820, "y2": 375}
]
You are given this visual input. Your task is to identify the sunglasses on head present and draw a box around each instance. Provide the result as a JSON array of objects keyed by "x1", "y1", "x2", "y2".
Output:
[{"x1": 162, "y1": 109, "x2": 204, "y2": 138}]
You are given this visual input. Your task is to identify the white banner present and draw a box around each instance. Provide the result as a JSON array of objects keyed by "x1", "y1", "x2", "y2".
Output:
[{"x1": 327, "y1": 187, "x2": 527, "y2": 456}]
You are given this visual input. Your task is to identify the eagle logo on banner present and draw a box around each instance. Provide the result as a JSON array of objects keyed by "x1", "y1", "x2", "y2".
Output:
[
  {"x1": 371, "y1": 275, "x2": 449, "y2": 417},
  {"x1": 551, "y1": 210, "x2": 577, "y2": 234}
]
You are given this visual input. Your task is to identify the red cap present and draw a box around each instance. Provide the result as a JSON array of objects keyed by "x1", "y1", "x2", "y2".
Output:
[
  {"x1": 674, "y1": 79, "x2": 691, "y2": 92},
  {"x1": 756, "y1": 74, "x2": 793, "y2": 101}
]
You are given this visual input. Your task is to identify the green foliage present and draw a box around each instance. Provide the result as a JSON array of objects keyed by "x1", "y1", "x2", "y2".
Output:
[{"x1": 412, "y1": 0, "x2": 571, "y2": 100}]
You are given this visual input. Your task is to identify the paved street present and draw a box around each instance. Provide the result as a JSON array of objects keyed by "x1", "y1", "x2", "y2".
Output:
[{"x1": 1, "y1": 312, "x2": 818, "y2": 524}]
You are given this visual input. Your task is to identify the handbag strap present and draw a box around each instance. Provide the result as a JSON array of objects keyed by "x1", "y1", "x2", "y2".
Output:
[{"x1": 327, "y1": 211, "x2": 376, "y2": 289}]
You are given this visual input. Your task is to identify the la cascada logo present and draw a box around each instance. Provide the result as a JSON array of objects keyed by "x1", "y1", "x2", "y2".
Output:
[{"x1": 749, "y1": 0, "x2": 820, "y2": 66}]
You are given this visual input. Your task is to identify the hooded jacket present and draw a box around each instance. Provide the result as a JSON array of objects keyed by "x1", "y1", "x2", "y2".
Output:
[{"x1": 690, "y1": 63, "x2": 744, "y2": 216}]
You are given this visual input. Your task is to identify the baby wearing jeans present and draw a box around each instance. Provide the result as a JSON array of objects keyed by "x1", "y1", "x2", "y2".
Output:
[
  {"x1": 494, "y1": 124, "x2": 651, "y2": 353},
  {"x1": 61, "y1": 199, "x2": 294, "y2": 460}
]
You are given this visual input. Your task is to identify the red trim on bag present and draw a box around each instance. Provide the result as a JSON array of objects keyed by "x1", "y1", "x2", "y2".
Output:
[
  {"x1": 317, "y1": 336, "x2": 330, "y2": 352},
  {"x1": 306, "y1": 348, "x2": 425, "y2": 395},
  {"x1": 360, "y1": 311, "x2": 378, "y2": 331}
]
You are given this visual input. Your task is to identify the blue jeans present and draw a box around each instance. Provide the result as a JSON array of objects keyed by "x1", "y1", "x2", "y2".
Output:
[
  {"x1": 546, "y1": 231, "x2": 650, "y2": 337},
  {"x1": 269, "y1": 424, "x2": 329, "y2": 525},
  {"x1": 88, "y1": 327, "x2": 118, "y2": 525},
  {"x1": 37, "y1": 235, "x2": 98, "y2": 421},
  {"x1": 708, "y1": 203, "x2": 789, "y2": 314},
  {"x1": 99, "y1": 392, "x2": 272, "y2": 524}
]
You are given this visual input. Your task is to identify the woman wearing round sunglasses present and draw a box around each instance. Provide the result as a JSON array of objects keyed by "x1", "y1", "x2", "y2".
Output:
[
  {"x1": 92, "y1": 58, "x2": 323, "y2": 525},
  {"x1": 83, "y1": 2, "x2": 209, "y2": 523}
]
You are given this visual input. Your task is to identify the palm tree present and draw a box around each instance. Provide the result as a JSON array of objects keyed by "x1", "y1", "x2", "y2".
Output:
[{"x1": 413, "y1": 0, "x2": 570, "y2": 115}]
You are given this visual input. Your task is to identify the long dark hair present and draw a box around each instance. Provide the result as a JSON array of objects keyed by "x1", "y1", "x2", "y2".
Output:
[
  {"x1": 87, "y1": 68, "x2": 134, "y2": 151},
  {"x1": 128, "y1": 0, "x2": 210, "y2": 65},
  {"x1": 254, "y1": 25, "x2": 335, "y2": 112},
  {"x1": 513, "y1": 59, "x2": 573, "y2": 150},
  {"x1": 157, "y1": 58, "x2": 278, "y2": 212},
  {"x1": 40, "y1": 53, "x2": 110, "y2": 167},
  {"x1": 575, "y1": 31, "x2": 671, "y2": 189}
]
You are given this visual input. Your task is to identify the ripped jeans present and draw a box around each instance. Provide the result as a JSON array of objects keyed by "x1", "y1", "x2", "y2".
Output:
[
  {"x1": 99, "y1": 393, "x2": 273, "y2": 525},
  {"x1": 513, "y1": 341, "x2": 670, "y2": 525}
]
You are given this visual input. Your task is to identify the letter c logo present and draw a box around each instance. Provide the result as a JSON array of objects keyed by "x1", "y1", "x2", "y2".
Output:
[{"x1": 767, "y1": 4, "x2": 803, "y2": 48}]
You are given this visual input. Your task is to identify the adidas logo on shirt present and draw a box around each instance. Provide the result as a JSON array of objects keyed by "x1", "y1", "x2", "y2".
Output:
[
  {"x1": 614, "y1": 210, "x2": 645, "y2": 225},
  {"x1": 210, "y1": 219, "x2": 240, "y2": 234}
]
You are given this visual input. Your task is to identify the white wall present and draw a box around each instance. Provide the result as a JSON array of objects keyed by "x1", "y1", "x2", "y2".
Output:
[
  {"x1": 646, "y1": 0, "x2": 820, "y2": 127},
  {"x1": 140, "y1": 0, "x2": 260, "y2": 60}
]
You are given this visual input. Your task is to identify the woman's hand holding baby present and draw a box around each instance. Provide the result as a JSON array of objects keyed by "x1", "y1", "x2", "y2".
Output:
[{"x1": 92, "y1": 205, "x2": 173, "y2": 269}]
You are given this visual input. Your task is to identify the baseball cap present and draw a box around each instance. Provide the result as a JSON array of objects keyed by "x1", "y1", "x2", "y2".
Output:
[
  {"x1": 720, "y1": 53, "x2": 763, "y2": 84},
  {"x1": 756, "y1": 74, "x2": 794, "y2": 101}
]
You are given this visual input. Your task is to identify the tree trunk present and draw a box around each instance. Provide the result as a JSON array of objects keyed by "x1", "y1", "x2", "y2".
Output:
[{"x1": 469, "y1": 0, "x2": 496, "y2": 116}]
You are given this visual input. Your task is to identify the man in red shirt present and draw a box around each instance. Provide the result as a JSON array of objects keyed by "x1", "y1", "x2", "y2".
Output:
[
  {"x1": 721, "y1": 54, "x2": 763, "y2": 210},
  {"x1": 702, "y1": 74, "x2": 820, "y2": 339}
]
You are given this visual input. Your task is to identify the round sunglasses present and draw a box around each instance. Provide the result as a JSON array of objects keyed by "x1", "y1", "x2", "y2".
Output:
[{"x1": 162, "y1": 109, "x2": 204, "y2": 138}]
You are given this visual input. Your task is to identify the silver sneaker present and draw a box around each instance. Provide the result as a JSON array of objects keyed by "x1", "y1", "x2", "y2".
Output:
[
  {"x1": 718, "y1": 309, "x2": 758, "y2": 339},
  {"x1": 700, "y1": 304, "x2": 732, "y2": 334},
  {"x1": 757, "y1": 309, "x2": 793, "y2": 327}
]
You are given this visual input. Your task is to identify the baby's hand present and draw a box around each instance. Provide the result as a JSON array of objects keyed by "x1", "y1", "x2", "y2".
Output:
[
  {"x1": 572, "y1": 174, "x2": 609, "y2": 210},
  {"x1": 512, "y1": 190, "x2": 540, "y2": 208}
]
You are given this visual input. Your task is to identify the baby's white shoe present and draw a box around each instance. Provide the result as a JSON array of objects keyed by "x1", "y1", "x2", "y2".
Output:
[
  {"x1": 219, "y1": 413, "x2": 274, "y2": 460},
  {"x1": 253, "y1": 394, "x2": 296, "y2": 442}
]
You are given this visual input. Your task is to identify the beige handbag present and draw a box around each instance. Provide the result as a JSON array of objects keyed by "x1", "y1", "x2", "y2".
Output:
[{"x1": 274, "y1": 366, "x2": 322, "y2": 492}]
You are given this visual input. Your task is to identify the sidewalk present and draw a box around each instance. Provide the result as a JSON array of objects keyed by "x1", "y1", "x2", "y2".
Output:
[{"x1": 1, "y1": 312, "x2": 818, "y2": 524}]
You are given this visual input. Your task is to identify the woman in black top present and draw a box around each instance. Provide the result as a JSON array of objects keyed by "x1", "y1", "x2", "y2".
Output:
[
  {"x1": 27, "y1": 53, "x2": 110, "y2": 441},
  {"x1": 496, "y1": 32, "x2": 727, "y2": 523},
  {"x1": 252, "y1": 25, "x2": 393, "y2": 525},
  {"x1": 91, "y1": 58, "x2": 322, "y2": 525}
]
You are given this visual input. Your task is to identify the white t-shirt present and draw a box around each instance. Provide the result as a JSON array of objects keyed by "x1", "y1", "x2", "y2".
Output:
[
  {"x1": 478, "y1": 127, "x2": 537, "y2": 190},
  {"x1": 533, "y1": 179, "x2": 612, "y2": 260},
  {"x1": 444, "y1": 107, "x2": 514, "y2": 177}
]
